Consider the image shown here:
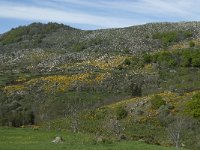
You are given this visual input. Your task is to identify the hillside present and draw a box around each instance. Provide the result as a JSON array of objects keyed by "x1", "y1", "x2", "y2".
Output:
[{"x1": 0, "y1": 22, "x2": 200, "y2": 149}]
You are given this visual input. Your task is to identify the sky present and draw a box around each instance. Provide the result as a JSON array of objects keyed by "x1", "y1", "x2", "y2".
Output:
[{"x1": 0, "y1": 0, "x2": 200, "y2": 33}]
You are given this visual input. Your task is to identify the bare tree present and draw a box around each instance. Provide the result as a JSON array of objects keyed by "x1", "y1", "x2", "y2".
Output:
[
  {"x1": 167, "y1": 116, "x2": 185, "y2": 148},
  {"x1": 106, "y1": 117, "x2": 125, "y2": 137},
  {"x1": 69, "y1": 107, "x2": 80, "y2": 133},
  {"x1": 66, "y1": 99, "x2": 83, "y2": 134}
]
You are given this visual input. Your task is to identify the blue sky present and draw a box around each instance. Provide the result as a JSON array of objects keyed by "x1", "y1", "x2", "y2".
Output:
[{"x1": 0, "y1": 0, "x2": 200, "y2": 33}]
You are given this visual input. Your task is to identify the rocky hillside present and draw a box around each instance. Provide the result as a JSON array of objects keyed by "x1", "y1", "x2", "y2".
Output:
[
  {"x1": 1, "y1": 22, "x2": 200, "y2": 74},
  {"x1": 1, "y1": 22, "x2": 200, "y2": 51},
  {"x1": 0, "y1": 21, "x2": 200, "y2": 149}
]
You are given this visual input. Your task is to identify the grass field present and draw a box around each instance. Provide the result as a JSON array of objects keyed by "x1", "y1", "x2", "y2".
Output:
[{"x1": 0, "y1": 127, "x2": 179, "y2": 150}]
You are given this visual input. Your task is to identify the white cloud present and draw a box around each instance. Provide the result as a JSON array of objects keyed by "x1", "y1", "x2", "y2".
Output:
[
  {"x1": 0, "y1": 2, "x2": 143, "y2": 28},
  {"x1": 92, "y1": 0, "x2": 199, "y2": 20},
  {"x1": 0, "y1": 0, "x2": 199, "y2": 29},
  {"x1": 49, "y1": 0, "x2": 200, "y2": 20},
  {"x1": 48, "y1": 0, "x2": 104, "y2": 8}
]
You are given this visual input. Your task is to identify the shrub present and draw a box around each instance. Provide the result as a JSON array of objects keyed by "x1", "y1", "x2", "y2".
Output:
[
  {"x1": 185, "y1": 92, "x2": 200, "y2": 119},
  {"x1": 130, "y1": 83, "x2": 142, "y2": 97},
  {"x1": 124, "y1": 49, "x2": 130, "y2": 54},
  {"x1": 192, "y1": 56, "x2": 200, "y2": 67},
  {"x1": 181, "y1": 50, "x2": 192, "y2": 67},
  {"x1": 156, "y1": 51, "x2": 171, "y2": 62},
  {"x1": 116, "y1": 106, "x2": 128, "y2": 119},
  {"x1": 142, "y1": 53, "x2": 152, "y2": 64},
  {"x1": 117, "y1": 65, "x2": 124, "y2": 70},
  {"x1": 73, "y1": 43, "x2": 87, "y2": 52},
  {"x1": 153, "y1": 31, "x2": 193, "y2": 46},
  {"x1": 123, "y1": 58, "x2": 131, "y2": 66},
  {"x1": 191, "y1": 50, "x2": 200, "y2": 67},
  {"x1": 189, "y1": 41, "x2": 195, "y2": 47},
  {"x1": 168, "y1": 59, "x2": 177, "y2": 67},
  {"x1": 150, "y1": 95, "x2": 165, "y2": 109},
  {"x1": 157, "y1": 105, "x2": 171, "y2": 126}
]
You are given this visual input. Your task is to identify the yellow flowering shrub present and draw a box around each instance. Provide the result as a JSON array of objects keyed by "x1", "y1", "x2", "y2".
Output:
[
  {"x1": 4, "y1": 72, "x2": 109, "y2": 94},
  {"x1": 4, "y1": 85, "x2": 26, "y2": 94},
  {"x1": 60, "y1": 55, "x2": 127, "y2": 71}
]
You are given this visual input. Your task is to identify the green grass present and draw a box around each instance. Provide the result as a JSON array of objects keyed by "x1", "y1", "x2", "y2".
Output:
[{"x1": 0, "y1": 127, "x2": 179, "y2": 150}]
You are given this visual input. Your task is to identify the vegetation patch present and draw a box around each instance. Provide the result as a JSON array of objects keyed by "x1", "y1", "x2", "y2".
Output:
[
  {"x1": 185, "y1": 92, "x2": 200, "y2": 120},
  {"x1": 150, "y1": 95, "x2": 166, "y2": 109},
  {"x1": 153, "y1": 30, "x2": 193, "y2": 46}
]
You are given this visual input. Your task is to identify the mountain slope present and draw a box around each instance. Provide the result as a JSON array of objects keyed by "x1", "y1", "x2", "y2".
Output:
[
  {"x1": 0, "y1": 21, "x2": 200, "y2": 149},
  {"x1": 1, "y1": 22, "x2": 200, "y2": 53}
]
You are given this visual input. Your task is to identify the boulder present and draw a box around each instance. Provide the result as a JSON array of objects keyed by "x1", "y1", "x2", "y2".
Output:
[
  {"x1": 96, "y1": 137, "x2": 103, "y2": 143},
  {"x1": 52, "y1": 136, "x2": 63, "y2": 144}
]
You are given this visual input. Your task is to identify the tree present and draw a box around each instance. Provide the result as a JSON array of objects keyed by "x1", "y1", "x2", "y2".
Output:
[
  {"x1": 167, "y1": 116, "x2": 185, "y2": 148},
  {"x1": 65, "y1": 99, "x2": 83, "y2": 134},
  {"x1": 70, "y1": 107, "x2": 80, "y2": 133},
  {"x1": 107, "y1": 117, "x2": 125, "y2": 137}
]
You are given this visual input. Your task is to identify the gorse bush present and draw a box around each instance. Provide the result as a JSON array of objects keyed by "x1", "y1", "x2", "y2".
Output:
[{"x1": 150, "y1": 95, "x2": 165, "y2": 109}]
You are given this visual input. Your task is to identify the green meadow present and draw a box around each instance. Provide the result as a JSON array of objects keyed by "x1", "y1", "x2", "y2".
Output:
[{"x1": 0, "y1": 127, "x2": 178, "y2": 150}]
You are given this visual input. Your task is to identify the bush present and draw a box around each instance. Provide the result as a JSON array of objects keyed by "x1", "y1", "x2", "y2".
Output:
[
  {"x1": 142, "y1": 53, "x2": 152, "y2": 64},
  {"x1": 150, "y1": 95, "x2": 165, "y2": 109},
  {"x1": 150, "y1": 48, "x2": 200, "y2": 68},
  {"x1": 123, "y1": 58, "x2": 131, "y2": 66},
  {"x1": 156, "y1": 51, "x2": 172, "y2": 63},
  {"x1": 168, "y1": 59, "x2": 177, "y2": 67},
  {"x1": 130, "y1": 83, "x2": 142, "y2": 97},
  {"x1": 181, "y1": 50, "x2": 192, "y2": 67},
  {"x1": 73, "y1": 43, "x2": 87, "y2": 52},
  {"x1": 189, "y1": 41, "x2": 195, "y2": 47},
  {"x1": 191, "y1": 50, "x2": 200, "y2": 67},
  {"x1": 153, "y1": 31, "x2": 193, "y2": 46},
  {"x1": 185, "y1": 92, "x2": 200, "y2": 119},
  {"x1": 157, "y1": 105, "x2": 171, "y2": 126},
  {"x1": 124, "y1": 49, "x2": 130, "y2": 54},
  {"x1": 192, "y1": 57, "x2": 200, "y2": 67},
  {"x1": 116, "y1": 106, "x2": 128, "y2": 119}
]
